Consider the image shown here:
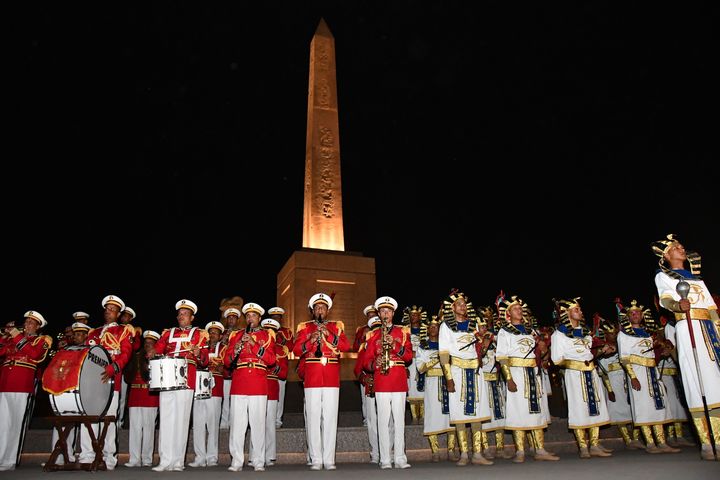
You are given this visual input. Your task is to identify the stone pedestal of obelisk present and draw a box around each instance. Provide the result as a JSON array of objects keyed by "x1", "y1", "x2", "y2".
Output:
[{"x1": 277, "y1": 19, "x2": 376, "y2": 365}]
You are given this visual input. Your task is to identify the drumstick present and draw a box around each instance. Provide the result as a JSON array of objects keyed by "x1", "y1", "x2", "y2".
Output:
[{"x1": 173, "y1": 345, "x2": 209, "y2": 354}]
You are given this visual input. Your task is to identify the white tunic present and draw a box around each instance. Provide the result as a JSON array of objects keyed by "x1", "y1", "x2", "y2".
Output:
[
  {"x1": 551, "y1": 329, "x2": 610, "y2": 429},
  {"x1": 496, "y1": 328, "x2": 547, "y2": 430},
  {"x1": 655, "y1": 271, "x2": 720, "y2": 412},
  {"x1": 407, "y1": 328, "x2": 423, "y2": 401},
  {"x1": 416, "y1": 345, "x2": 452, "y2": 435},
  {"x1": 598, "y1": 353, "x2": 632, "y2": 424},
  {"x1": 617, "y1": 331, "x2": 671, "y2": 426},
  {"x1": 661, "y1": 324, "x2": 689, "y2": 422},
  {"x1": 439, "y1": 322, "x2": 491, "y2": 424},
  {"x1": 480, "y1": 346, "x2": 505, "y2": 431}
]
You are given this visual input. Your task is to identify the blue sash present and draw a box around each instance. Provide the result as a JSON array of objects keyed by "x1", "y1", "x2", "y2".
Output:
[
  {"x1": 648, "y1": 367, "x2": 665, "y2": 410},
  {"x1": 700, "y1": 320, "x2": 720, "y2": 372},
  {"x1": 440, "y1": 376, "x2": 450, "y2": 415},
  {"x1": 526, "y1": 367, "x2": 540, "y2": 414},
  {"x1": 489, "y1": 379, "x2": 504, "y2": 419},
  {"x1": 417, "y1": 371, "x2": 426, "y2": 392},
  {"x1": 463, "y1": 367, "x2": 476, "y2": 415},
  {"x1": 583, "y1": 371, "x2": 599, "y2": 416}
]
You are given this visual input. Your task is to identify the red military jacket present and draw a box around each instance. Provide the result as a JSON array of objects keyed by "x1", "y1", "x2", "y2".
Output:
[
  {"x1": 223, "y1": 328, "x2": 275, "y2": 396},
  {"x1": 207, "y1": 341, "x2": 226, "y2": 398},
  {"x1": 86, "y1": 323, "x2": 134, "y2": 392},
  {"x1": 363, "y1": 325, "x2": 413, "y2": 393},
  {"x1": 130, "y1": 325, "x2": 143, "y2": 352},
  {"x1": 293, "y1": 320, "x2": 350, "y2": 388},
  {"x1": 154, "y1": 326, "x2": 209, "y2": 390},
  {"x1": 353, "y1": 325, "x2": 369, "y2": 352},
  {"x1": 128, "y1": 368, "x2": 159, "y2": 408},
  {"x1": 354, "y1": 326, "x2": 380, "y2": 395},
  {"x1": 267, "y1": 340, "x2": 289, "y2": 401},
  {"x1": 0, "y1": 333, "x2": 52, "y2": 393}
]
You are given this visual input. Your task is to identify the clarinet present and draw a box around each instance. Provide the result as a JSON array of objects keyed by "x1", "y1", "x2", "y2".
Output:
[
  {"x1": 314, "y1": 314, "x2": 324, "y2": 357},
  {"x1": 229, "y1": 324, "x2": 252, "y2": 370}
]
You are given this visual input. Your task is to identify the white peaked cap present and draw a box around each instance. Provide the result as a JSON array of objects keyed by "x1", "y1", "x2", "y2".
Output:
[{"x1": 175, "y1": 299, "x2": 198, "y2": 314}]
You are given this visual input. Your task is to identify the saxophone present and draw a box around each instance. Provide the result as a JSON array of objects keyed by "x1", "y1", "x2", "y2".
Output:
[{"x1": 380, "y1": 320, "x2": 391, "y2": 375}]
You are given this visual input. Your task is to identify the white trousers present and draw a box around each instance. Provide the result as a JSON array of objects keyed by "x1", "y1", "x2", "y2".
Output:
[
  {"x1": 157, "y1": 389, "x2": 193, "y2": 469},
  {"x1": 360, "y1": 383, "x2": 367, "y2": 424},
  {"x1": 375, "y1": 392, "x2": 407, "y2": 466},
  {"x1": 363, "y1": 394, "x2": 379, "y2": 461},
  {"x1": 78, "y1": 391, "x2": 119, "y2": 468},
  {"x1": 304, "y1": 387, "x2": 339, "y2": 467},
  {"x1": 266, "y1": 399, "x2": 278, "y2": 461},
  {"x1": 128, "y1": 406, "x2": 157, "y2": 466},
  {"x1": 192, "y1": 396, "x2": 221, "y2": 464},
  {"x1": 51, "y1": 422, "x2": 77, "y2": 464},
  {"x1": 220, "y1": 379, "x2": 231, "y2": 429},
  {"x1": 229, "y1": 395, "x2": 267, "y2": 469},
  {"x1": 276, "y1": 379, "x2": 286, "y2": 428},
  {"x1": 118, "y1": 377, "x2": 128, "y2": 425},
  {"x1": 0, "y1": 392, "x2": 29, "y2": 470}
]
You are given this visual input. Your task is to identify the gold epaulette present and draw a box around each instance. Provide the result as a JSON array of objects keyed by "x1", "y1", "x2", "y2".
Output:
[
  {"x1": 134, "y1": 326, "x2": 143, "y2": 336},
  {"x1": 402, "y1": 325, "x2": 411, "y2": 334},
  {"x1": 35, "y1": 335, "x2": 52, "y2": 349},
  {"x1": 198, "y1": 329, "x2": 209, "y2": 342},
  {"x1": 332, "y1": 320, "x2": 345, "y2": 333},
  {"x1": 296, "y1": 321, "x2": 312, "y2": 334}
]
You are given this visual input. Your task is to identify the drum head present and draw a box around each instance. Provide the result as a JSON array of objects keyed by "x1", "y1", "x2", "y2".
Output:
[{"x1": 78, "y1": 345, "x2": 114, "y2": 416}]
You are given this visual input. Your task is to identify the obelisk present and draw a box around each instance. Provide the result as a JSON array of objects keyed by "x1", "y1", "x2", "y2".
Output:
[
  {"x1": 277, "y1": 19, "x2": 376, "y2": 373},
  {"x1": 303, "y1": 18, "x2": 345, "y2": 252}
]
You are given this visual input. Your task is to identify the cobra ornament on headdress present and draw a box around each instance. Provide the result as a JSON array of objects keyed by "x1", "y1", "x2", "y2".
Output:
[
  {"x1": 419, "y1": 314, "x2": 441, "y2": 349},
  {"x1": 651, "y1": 233, "x2": 702, "y2": 280},
  {"x1": 441, "y1": 288, "x2": 480, "y2": 333},
  {"x1": 497, "y1": 294, "x2": 531, "y2": 335},
  {"x1": 617, "y1": 298, "x2": 658, "y2": 336}
]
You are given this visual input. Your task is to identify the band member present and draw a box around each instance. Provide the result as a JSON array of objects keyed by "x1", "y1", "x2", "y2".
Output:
[
  {"x1": 363, "y1": 296, "x2": 413, "y2": 469},
  {"x1": 652, "y1": 234, "x2": 720, "y2": 461},
  {"x1": 550, "y1": 297, "x2": 612, "y2": 458},
  {"x1": 354, "y1": 305, "x2": 377, "y2": 427},
  {"x1": 594, "y1": 317, "x2": 642, "y2": 449},
  {"x1": 124, "y1": 330, "x2": 160, "y2": 467},
  {"x1": 476, "y1": 306, "x2": 507, "y2": 460},
  {"x1": 220, "y1": 306, "x2": 241, "y2": 430},
  {"x1": 354, "y1": 316, "x2": 382, "y2": 463},
  {"x1": 496, "y1": 296, "x2": 558, "y2": 462},
  {"x1": 415, "y1": 315, "x2": 453, "y2": 462},
  {"x1": 660, "y1": 320, "x2": 694, "y2": 447},
  {"x1": 260, "y1": 317, "x2": 286, "y2": 466},
  {"x1": 49, "y1": 321, "x2": 90, "y2": 465},
  {"x1": 403, "y1": 305, "x2": 426, "y2": 424},
  {"x1": 268, "y1": 307, "x2": 293, "y2": 429},
  {"x1": 152, "y1": 299, "x2": 208, "y2": 472},
  {"x1": 78, "y1": 295, "x2": 134, "y2": 469},
  {"x1": 293, "y1": 292, "x2": 350, "y2": 470},
  {"x1": 189, "y1": 321, "x2": 226, "y2": 468},
  {"x1": 0, "y1": 311, "x2": 51, "y2": 471},
  {"x1": 617, "y1": 300, "x2": 680, "y2": 453},
  {"x1": 118, "y1": 306, "x2": 139, "y2": 428},
  {"x1": 223, "y1": 302, "x2": 275, "y2": 472},
  {"x1": 438, "y1": 290, "x2": 493, "y2": 466}
]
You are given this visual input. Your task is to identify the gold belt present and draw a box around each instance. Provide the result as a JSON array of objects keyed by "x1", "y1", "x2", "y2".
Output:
[
  {"x1": 267, "y1": 374, "x2": 279, "y2": 380},
  {"x1": 661, "y1": 367, "x2": 678, "y2": 376},
  {"x1": 389, "y1": 361, "x2": 406, "y2": 367},
  {"x1": 451, "y1": 356, "x2": 479, "y2": 369},
  {"x1": 607, "y1": 363, "x2": 623, "y2": 372},
  {"x1": 131, "y1": 384, "x2": 149, "y2": 389},
  {"x1": 237, "y1": 362, "x2": 267, "y2": 370},
  {"x1": 426, "y1": 368, "x2": 444, "y2": 377},
  {"x1": 306, "y1": 357, "x2": 339, "y2": 365},
  {"x1": 562, "y1": 359, "x2": 595, "y2": 371},
  {"x1": 508, "y1": 357, "x2": 537, "y2": 368},
  {"x1": 623, "y1": 355, "x2": 656, "y2": 367},
  {"x1": 484, "y1": 372, "x2": 499, "y2": 381},
  {"x1": 1, "y1": 360, "x2": 36, "y2": 370},
  {"x1": 675, "y1": 308, "x2": 711, "y2": 320}
]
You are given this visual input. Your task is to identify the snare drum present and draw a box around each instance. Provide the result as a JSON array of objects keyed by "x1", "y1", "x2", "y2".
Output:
[
  {"x1": 148, "y1": 356, "x2": 188, "y2": 391},
  {"x1": 42, "y1": 345, "x2": 114, "y2": 416},
  {"x1": 194, "y1": 369, "x2": 213, "y2": 399}
]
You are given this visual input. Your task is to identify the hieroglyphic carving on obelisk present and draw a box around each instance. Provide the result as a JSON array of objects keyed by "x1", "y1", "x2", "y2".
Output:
[{"x1": 302, "y1": 18, "x2": 345, "y2": 252}]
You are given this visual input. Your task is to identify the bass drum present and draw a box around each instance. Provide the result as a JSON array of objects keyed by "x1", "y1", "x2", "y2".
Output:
[{"x1": 43, "y1": 345, "x2": 114, "y2": 416}]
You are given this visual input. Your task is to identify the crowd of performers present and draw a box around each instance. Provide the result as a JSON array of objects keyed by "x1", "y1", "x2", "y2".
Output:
[{"x1": 0, "y1": 233, "x2": 718, "y2": 471}]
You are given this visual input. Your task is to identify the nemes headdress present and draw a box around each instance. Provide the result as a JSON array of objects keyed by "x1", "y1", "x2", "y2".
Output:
[
  {"x1": 478, "y1": 306, "x2": 498, "y2": 334},
  {"x1": 401, "y1": 305, "x2": 427, "y2": 326},
  {"x1": 419, "y1": 314, "x2": 441, "y2": 348},
  {"x1": 618, "y1": 299, "x2": 659, "y2": 336},
  {"x1": 441, "y1": 289, "x2": 480, "y2": 332},
  {"x1": 553, "y1": 297, "x2": 590, "y2": 338},
  {"x1": 651, "y1": 233, "x2": 702, "y2": 280},
  {"x1": 497, "y1": 295, "x2": 531, "y2": 334}
]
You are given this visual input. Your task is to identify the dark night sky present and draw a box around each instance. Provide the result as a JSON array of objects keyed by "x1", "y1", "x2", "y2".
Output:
[{"x1": 7, "y1": 2, "x2": 718, "y2": 336}]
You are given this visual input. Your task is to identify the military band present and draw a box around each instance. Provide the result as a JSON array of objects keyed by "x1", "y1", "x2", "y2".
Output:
[{"x1": 6, "y1": 232, "x2": 720, "y2": 471}]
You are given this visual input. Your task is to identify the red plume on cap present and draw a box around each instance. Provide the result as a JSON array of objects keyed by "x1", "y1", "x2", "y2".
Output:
[
  {"x1": 592, "y1": 313, "x2": 602, "y2": 336},
  {"x1": 329, "y1": 291, "x2": 337, "y2": 300}
]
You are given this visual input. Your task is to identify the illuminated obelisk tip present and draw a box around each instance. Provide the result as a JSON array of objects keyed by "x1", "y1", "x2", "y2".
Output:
[{"x1": 302, "y1": 18, "x2": 345, "y2": 252}]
